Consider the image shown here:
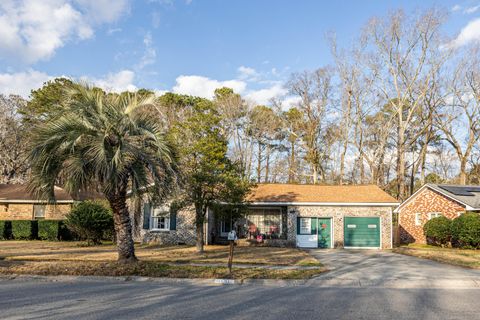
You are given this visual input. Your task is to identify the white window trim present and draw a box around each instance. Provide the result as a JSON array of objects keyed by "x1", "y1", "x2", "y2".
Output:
[
  {"x1": 33, "y1": 204, "x2": 46, "y2": 219},
  {"x1": 150, "y1": 206, "x2": 170, "y2": 231},
  {"x1": 428, "y1": 212, "x2": 442, "y2": 220},
  {"x1": 415, "y1": 213, "x2": 422, "y2": 226},
  {"x1": 299, "y1": 217, "x2": 311, "y2": 235}
]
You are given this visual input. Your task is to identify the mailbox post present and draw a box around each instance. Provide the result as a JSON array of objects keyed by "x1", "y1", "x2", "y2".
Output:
[{"x1": 227, "y1": 230, "x2": 237, "y2": 275}]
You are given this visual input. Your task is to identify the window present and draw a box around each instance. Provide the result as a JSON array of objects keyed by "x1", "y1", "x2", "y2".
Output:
[
  {"x1": 246, "y1": 208, "x2": 283, "y2": 239},
  {"x1": 428, "y1": 212, "x2": 442, "y2": 220},
  {"x1": 151, "y1": 206, "x2": 170, "y2": 231},
  {"x1": 415, "y1": 213, "x2": 422, "y2": 226},
  {"x1": 33, "y1": 205, "x2": 46, "y2": 219},
  {"x1": 299, "y1": 218, "x2": 311, "y2": 234}
]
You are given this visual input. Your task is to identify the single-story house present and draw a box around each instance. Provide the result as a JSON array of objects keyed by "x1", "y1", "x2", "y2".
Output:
[
  {"x1": 0, "y1": 184, "x2": 100, "y2": 220},
  {"x1": 397, "y1": 184, "x2": 480, "y2": 244},
  {"x1": 136, "y1": 183, "x2": 399, "y2": 249},
  {"x1": 0, "y1": 184, "x2": 74, "y2": 220}
]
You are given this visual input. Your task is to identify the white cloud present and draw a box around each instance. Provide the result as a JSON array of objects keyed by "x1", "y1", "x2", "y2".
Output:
[
  {"x1": 0, "y1": 70, "x2": 52, "y2": 97},
  {"x1": 74, "y1": 0, "x2": 129, "y2": 23},
  {"x1": 172, "y1": 75, "x2": 247, "y2": 98},
  {"x1": 83, "y1": 70, "x2": 137, "y2": 93},
  {"x1": 0, "y1": 0, "x2": 129, "y2": 64},
  {"x1": 237, "y1": 66, "x2": 259, "y2": 81},
  {"x1": 245, "y1": 84, "x2": 287, "y2": 105},
  {"x1": 107, "y1": 28, "x2": 122, "y2": 35},
  {"x1": 0, "y1": 69, "x2": 137, "y2": 97},
  {"x1": 135, "y1": 32, "x2": 157, "y2": 70},
  {"x1": 464, "y1": 5, "x2": 480, "y2": 14},
  {"x1": 452, "y1": 4, "x2": 462, "y2": 12},
  {"x1": 279, "y1": 96, "x2": 302, "y2": 110},
  {"x1": 449, "y1": 18, "x2": 480, "y2": 48}
]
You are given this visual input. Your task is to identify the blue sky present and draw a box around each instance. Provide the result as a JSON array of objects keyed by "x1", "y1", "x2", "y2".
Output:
[{"x1": 1, "y1": 0, "x2": 480, "y2": 102}]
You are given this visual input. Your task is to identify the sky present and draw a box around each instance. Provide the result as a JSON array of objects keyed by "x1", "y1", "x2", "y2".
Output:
[{"x1": 1, "y1": 0, "x2": 480, "y2": 104}]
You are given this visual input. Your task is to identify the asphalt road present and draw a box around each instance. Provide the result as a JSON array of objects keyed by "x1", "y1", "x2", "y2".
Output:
[{"x1": 1, "y1": 250, "x2": 480, "y2": 320}]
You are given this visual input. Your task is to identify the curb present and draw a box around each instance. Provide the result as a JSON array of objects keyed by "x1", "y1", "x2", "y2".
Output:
[{"x1": 0, "y1": 274, "x2": 309, "y2": 287}]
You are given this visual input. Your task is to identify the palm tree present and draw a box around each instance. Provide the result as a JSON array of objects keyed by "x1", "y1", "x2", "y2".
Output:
[{"x1": 28, "y1": 84, "x2": 178, "y2": 263}]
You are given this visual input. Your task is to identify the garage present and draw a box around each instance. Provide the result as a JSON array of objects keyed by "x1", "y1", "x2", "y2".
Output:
[{"x1": 344, "y1": 217, "x2": 380, "y2": 248}]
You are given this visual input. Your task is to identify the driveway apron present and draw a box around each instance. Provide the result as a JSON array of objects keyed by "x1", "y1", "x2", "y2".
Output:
[{"x1": 307, "y1": 249, "x2": 480, "y2": 288}]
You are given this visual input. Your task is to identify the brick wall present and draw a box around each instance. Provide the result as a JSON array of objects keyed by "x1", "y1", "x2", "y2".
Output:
[
  {"x1": 287, "y1": 205, "x2": 393, "y2": 249},
  {"x1": 129, "y1": 199, "x2": 196, "y2": 245},
  {"x1": 0, "y1": 203, "x2": 72, "y2": 220},
  {"x1": 398, "y1": 187, "x2": 465, "y2": 244}
]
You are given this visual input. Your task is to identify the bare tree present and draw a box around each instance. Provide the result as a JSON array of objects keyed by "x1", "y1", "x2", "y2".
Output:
[
  {"x1": 287, "y1": 68, "x2": 333, "y2": 184},
  {"x1": 363, "y1": 9, "x2": 448, "y2": 199},
  {"x1": 0, "y1": 95, "x2": 29, "y2": 183},
  {"x1": 436, "y1": 46, "x2": 480, "y2": 184}
]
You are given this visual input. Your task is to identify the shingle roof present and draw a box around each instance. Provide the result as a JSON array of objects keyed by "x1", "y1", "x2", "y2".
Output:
[
  {"x1": 247, "y1": 183, "x2": 399, "y2": 204},
  {"x1": 427, "y1": 184, "x2": 480, "y2": 210},
  {"x1": 0, "y1": 184, "x2": 104, "y2": 202}
]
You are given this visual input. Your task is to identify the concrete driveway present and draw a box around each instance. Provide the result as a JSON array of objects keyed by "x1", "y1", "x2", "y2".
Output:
[{"x1": 308, "y1": 249, "x2": 480, "y2": 288}]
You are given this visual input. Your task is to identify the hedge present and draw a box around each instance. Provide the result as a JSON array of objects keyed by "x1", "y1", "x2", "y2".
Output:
[
  {"x1": 38, "y1": 220, "x2": 61, "y2": 240},
  {"x1": 0, "y1": 220, "x2": 76, "y2": 241},
  {"x1": 423, "y1": 216, "x2": 452, "y2": 246},
  {"x1": 451, "y1": 213, "x2": 480, "y2": 249},
  {"x1": 11, "y1": 220, "x2": 37, "y2": 240}
]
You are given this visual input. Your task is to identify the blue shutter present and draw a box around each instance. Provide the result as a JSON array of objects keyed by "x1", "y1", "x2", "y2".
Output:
[
  {"x1": 143, "y1": 202, "x2": 151, "y2": 229},
  {"x1": 296, "y1": 217, "x2": 301, "y2": 235}
]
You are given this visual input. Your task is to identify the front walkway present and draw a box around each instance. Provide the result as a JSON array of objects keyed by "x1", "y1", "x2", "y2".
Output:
[{"x1": 308, "y1": 249, "x2": 480, "y2": 288}]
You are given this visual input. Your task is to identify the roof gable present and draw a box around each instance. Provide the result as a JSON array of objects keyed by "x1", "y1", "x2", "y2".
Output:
[
  {"x1": 428, "y1": 184, "x2": 480, "y2": 210},
  {"x1": 396, "y1": 183, "x2": 480, "y2": 212},
  {"x1": 247, "y1": 184, "x2": 399, "y2": 204}
]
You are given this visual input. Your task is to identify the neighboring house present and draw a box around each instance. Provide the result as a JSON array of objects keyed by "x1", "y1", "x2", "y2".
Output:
[
  {"x1": 136, "y1": 183, "x2": 399, "y2": 249},
  {"x1": 0, "y1": 184, "x2": 100, "y2": 220},
  {"x1": 397, "y1": 184, "x2": 480, "y2": 244}
]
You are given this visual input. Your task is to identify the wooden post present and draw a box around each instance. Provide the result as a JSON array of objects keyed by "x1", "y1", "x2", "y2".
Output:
[{"x1": 227, "y1": 240, "x2": 234, "y2": 276}]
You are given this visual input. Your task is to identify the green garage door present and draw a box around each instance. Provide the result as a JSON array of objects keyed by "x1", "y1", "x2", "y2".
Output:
[{"x1": 344, "y1": 217, "x2": 380, "y2": 248}]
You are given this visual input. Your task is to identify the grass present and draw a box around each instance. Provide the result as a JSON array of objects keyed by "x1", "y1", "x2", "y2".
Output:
[
  {"x1": 0, "y1": 241, "x2": 320, "y2": 266},
  {"x1": 0, "y1": 241, "x2": 325, "y2": 279},
  {"x1": 393, "y1": 244, "x2": 480, "y2": 269},
  {"x1": 0, "y1": 260, "x2": 325, "y2": 280}
]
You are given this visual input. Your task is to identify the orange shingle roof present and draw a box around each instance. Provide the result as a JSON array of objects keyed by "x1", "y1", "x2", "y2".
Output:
[{"x1": 247, "y1": 184, "x2": 399, "y2": 203}]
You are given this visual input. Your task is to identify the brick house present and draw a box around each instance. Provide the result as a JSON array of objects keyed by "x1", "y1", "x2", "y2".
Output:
[
  {"x1": 397, "y1": 184, "x2": 480, "y2": 244},
  {"x1": 0, "y1": 184, "x2": 98, "y2": 220},
  {"x1": 135, "y1": 184, "x2": 399, "y2": 249}
]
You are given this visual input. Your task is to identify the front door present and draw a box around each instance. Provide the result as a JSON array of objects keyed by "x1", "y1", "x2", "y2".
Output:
[{"x1": 317, "y1": 218, "x2": 332, "y2": 248}]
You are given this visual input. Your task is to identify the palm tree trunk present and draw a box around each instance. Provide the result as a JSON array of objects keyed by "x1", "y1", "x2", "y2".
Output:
[{"x1": 108, "y1": 193, "x2": 137, "y2": 263}]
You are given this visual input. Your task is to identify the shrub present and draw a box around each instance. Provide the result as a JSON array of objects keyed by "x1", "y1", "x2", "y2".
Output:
[
  {"x1": 11, "y1": 220, "x2": 37, "y2": 240},
  {"x1": 65, "y1": 201, "x2": 113, "y2": 245},
  {"x1": 451, "y1": 212, "x2": 480, "y2": 249},
  {"x1": 423, "y1": 216, "x2": 452, "y2": 246},
  {"x1": 0, "y1": 221, "x2": 7, "y2": 239},
  {"x1": 38, "y1": 220, "x2": 61, "y2": 240},
  {"x1": 58, "y1": 221, "x2": 76, "y2": 240}
]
